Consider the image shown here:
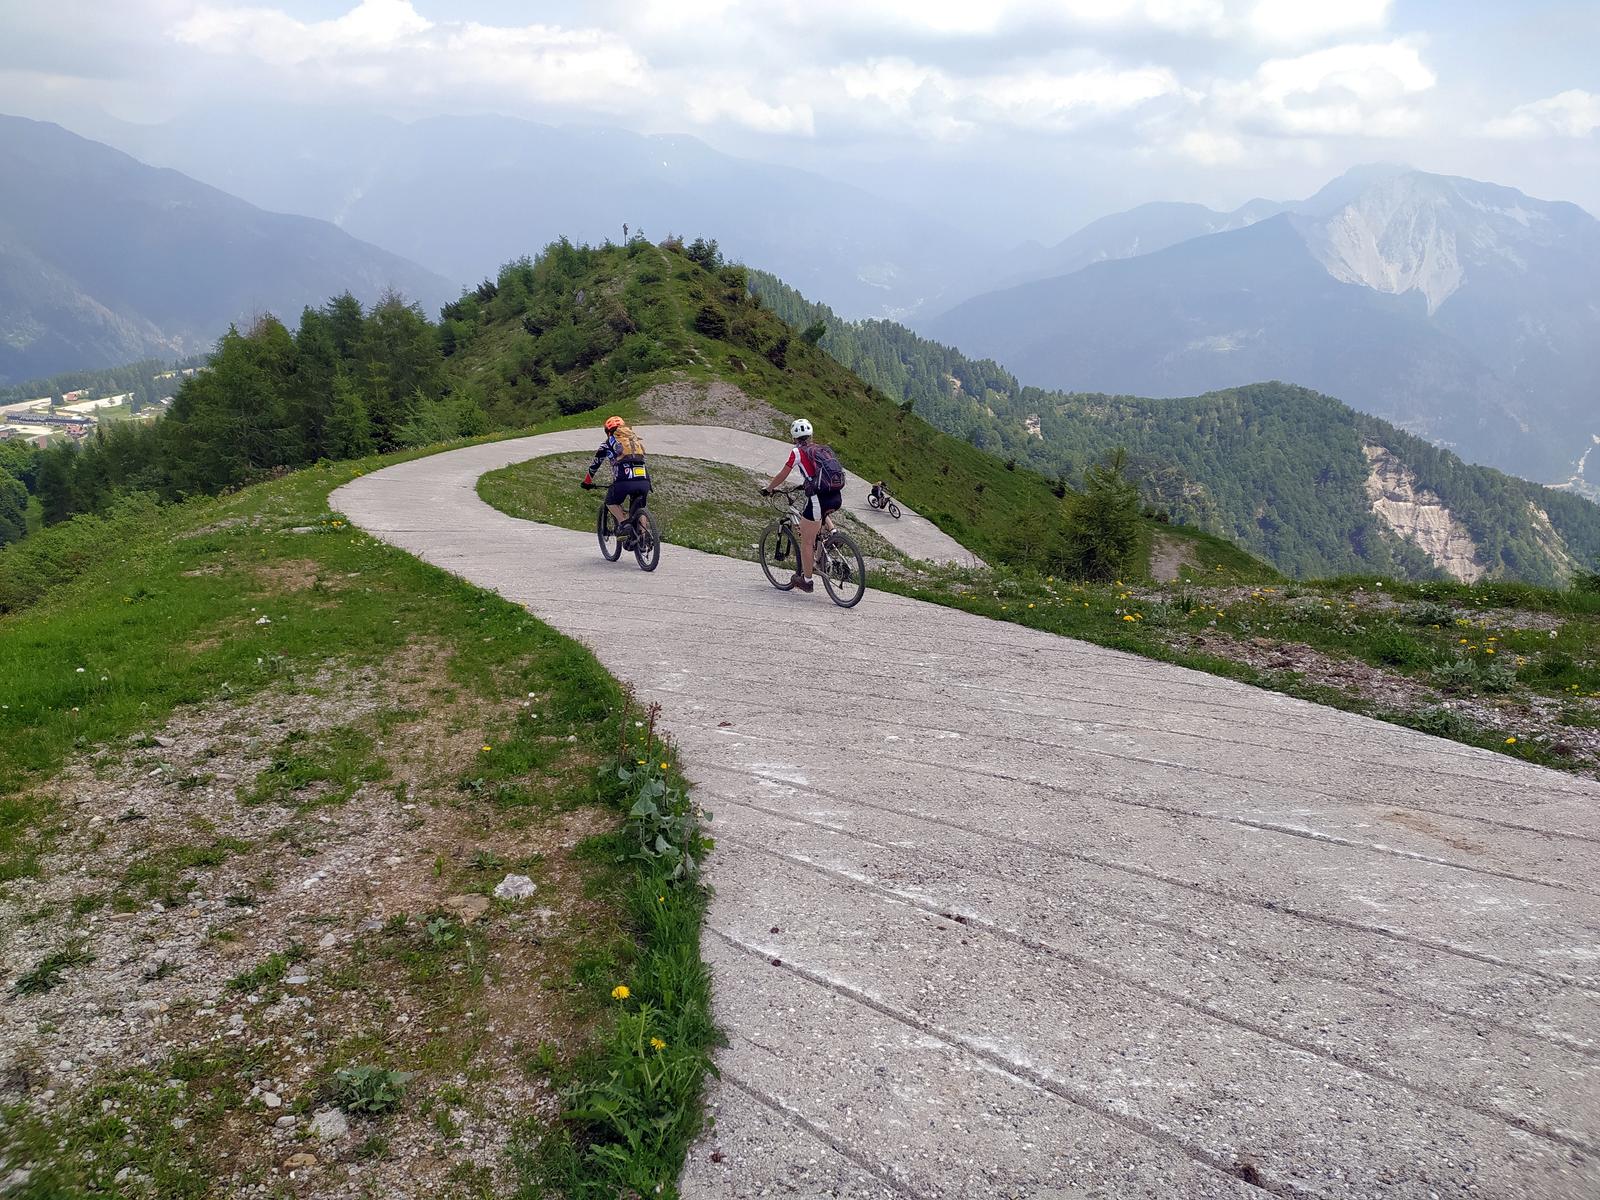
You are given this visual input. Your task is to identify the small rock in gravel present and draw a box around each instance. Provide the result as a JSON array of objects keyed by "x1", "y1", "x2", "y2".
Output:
[
  {"x1": 310, "y1": 1108, "x2": 349, "y2": 1141},
  {"x1": 275, "y1": 1115, "x2": 297, "y2": 1129},
  {"x1": 317, "y1": 933, "x2": 339, "y2": 950},
  {"x1": 263, "y1": 1092, "x2": 282, "y2": 1109},
  {"x1": 492, "y1": 874, "x2": 537, "y2": 901},
  {"x1": 444, "y1": 894, "x2": 491, "y2": 924},
  {"x1": 285, "y1": 974, "x2": 311, "y2": 986},
  {"x1": 284, "y1": 1152, "x2": 319, "y2": 1170}
]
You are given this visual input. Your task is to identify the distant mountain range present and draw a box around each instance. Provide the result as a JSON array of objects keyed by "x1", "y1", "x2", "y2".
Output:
[
  {"x1": 0, "y1": 115, "x2": 451, "y2": 385},
  {"x1": 82, "y1": 106, "x2": 993, "y2": 322},
  {"x1": 925, "y1": 166, "x2": 1600, "y2": 492}
]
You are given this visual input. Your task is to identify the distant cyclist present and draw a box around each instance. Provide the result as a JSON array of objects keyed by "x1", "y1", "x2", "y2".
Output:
[
  {"x1": 762, "y1": 418, "x2": 845, "y2": 593},
  {"x1": 869, "y1": 480, "x2": 889, "y2": 506},
  {"x1": 582, "y1": 416, "x2": 651, "y2": 546}
]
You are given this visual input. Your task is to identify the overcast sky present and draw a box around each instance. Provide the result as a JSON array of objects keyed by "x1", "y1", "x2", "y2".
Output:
[{"x1": 2, "y1": 0, "x2": 1597, "y2": 239}]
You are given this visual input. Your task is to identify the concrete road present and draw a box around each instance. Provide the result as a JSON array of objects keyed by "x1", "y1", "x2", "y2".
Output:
[{"x1": 334, "y1": 428, "x2": 1600, "y2": 1200}]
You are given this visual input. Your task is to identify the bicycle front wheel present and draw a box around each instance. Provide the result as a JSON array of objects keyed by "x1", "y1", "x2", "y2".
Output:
[
  {"x1": 597, "y1": 504, "x2": 622, "y2": 561},
  {"x1": 819, "y1": 530, "x2": 866, "y2": 608},
  {"x1": 759, "y1": 520, "x2": 798, "y2": 590},
  {"x1": 633, "y1": 510, "x2": 662, "y2": 572},
  {"x1": 888, "y1": 502, "x2": 901, "y2": 519}
]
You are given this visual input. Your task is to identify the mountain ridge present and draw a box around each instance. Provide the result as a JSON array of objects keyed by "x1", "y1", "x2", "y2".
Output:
[
  {"x1": 0, "y1": 114, "x2": 453, "y2": 384},
  {"x1": 926, "y1": 165, "x2": 1600, "y2": 488}
]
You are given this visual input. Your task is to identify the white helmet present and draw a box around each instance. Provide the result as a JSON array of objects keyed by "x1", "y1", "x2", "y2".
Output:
[{"x1": 790, "y1": 417, "x2": 813, "y2": 439}]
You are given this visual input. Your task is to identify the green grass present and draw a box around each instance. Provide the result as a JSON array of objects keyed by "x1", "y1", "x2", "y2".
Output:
[{"x1": 0, "y1": 419, "x2": 719, "y2": 1194}]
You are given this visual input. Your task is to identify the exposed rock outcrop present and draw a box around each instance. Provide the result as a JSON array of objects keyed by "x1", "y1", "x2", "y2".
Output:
[{"x1": 1362, "y1": 444, "x2": 1485, "y2": 582}]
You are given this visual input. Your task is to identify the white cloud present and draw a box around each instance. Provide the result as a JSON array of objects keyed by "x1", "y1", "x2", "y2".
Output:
[
  {"x1": 173, "y1": 1, "x2": 650, "y2": 107},
  {"x1": 831, "y1": 57, "x2": 1181, "y2": 139},
  {"x1": 1222, "y1": 39, "x2": 1435, "y2": 137},
  {"x1": 1485, "y1": 89, "x2": 1600, "y2": 139},
  {"x1": 684, "y1": 82, "x2": 816, "y2": 136},
  {"x1": 1247, "y1": 0, "x2": 1390, "y2": 45}
]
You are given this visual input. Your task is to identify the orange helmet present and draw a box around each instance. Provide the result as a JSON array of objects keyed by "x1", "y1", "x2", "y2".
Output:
[{"x1": 604, "y1": 416, "x2": 625, "y2": 433}]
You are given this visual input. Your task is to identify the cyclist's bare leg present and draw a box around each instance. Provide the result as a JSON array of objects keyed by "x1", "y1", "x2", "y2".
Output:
[
  {"x1": 607, "y1": 502, "x2": 628, "y2": 524},
  {"x1": 797, "y1": 515, "x2": 820, "y2": 577}
]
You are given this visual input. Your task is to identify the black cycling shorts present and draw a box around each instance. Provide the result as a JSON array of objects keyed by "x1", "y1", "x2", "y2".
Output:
[
  {"x1": 606, "y1": 475, "x2": 651, "y2": 509},
  {"x1": 802, "y1": 487, "x2": 842, "y2": 521}
]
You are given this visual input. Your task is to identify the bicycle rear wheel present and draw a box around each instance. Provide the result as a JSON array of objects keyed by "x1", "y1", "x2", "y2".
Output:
[
  {"x1": 759, "y1": 520, "x2": 798, "y2": 590},
  {"x1": 819, "y1": 530, "x2": 866, "y2": 608},
  {"x1": 597, "y1": 504, "x2": 622, "y2": 561},
  {"x1": 633, "y1": 509, "x2": 662, "y2": 572},
  {"x1": 866, "y1": 493, "x2": 882, "y2": 510}
]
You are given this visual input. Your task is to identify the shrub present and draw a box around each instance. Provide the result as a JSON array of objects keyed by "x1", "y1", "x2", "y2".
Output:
[
  {"x1": 692, "y1": 304, "x2": 728, "y2": 341},
  {"x1": 1370, "y1": 627, "x2": 1434, "y2": 668},
  {"x1": 1062, "y1": 449, "x2": 1142, "y2": 580},
  {"x1": 1480, "y1": 661, "x2": 1518, "y2": 693},
  {"x1": 1432, "y1": 656, "x2": 1479, "y2": 690},
  {"x1": 331, "y1": 1065, "x2": 413, "y2": 1115},
  {"x1": 1409, "y1": 706, "x2": 1472, "y2": 738},
  {"x1": 1402, "y1": 600, "x2": 1455, "y2": 626}
]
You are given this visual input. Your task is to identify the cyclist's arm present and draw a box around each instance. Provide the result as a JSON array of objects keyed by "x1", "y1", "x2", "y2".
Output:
[
  {"x1": 767, "y1": 449, "x2": 797, "y2": 492},
  {"x1": 582, "y1": 442, "x2": 609, "y2": 484}
]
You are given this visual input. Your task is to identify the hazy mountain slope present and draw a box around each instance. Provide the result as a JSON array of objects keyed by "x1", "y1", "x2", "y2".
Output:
[
  {"x1": 90, "y1": 107, "x2": 992, "y2": 321},
  {"x1": 927, "y1": 167, "x2": 1600, "y2": 487},
  {"x1": 753, "y1": 268, "x2": 1600, "y2": 585},
  {"x1": 0, "y1": 115, "x2": 452, "y2": 383}
]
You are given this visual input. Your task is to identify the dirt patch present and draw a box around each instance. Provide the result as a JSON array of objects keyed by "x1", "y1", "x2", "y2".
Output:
[
  {"x1": 0, "y1": 646, "x2": 619, "y2": 1197},
  {"x1": 636, "y1": 376, "x2": 787, "y2": 437},
  {"x1": 1149, "y1": 532, "x2": 1200, "y2": 583},
  {"x1": 251, "y1": 558, "x2": 325, "y2": 594}
]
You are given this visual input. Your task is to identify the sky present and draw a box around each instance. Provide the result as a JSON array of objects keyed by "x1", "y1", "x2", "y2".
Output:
[{"x1": 1, "y1": 0, "x2": 1597, "y2": 240}]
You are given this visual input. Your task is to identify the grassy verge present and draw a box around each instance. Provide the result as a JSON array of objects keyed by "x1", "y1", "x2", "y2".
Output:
[
  {"x1": 0, "y1": 427, "x2": 715, "y2": 1196},
  {"x1": 478, "y1": 455, "x2": 1600, "y2": 777}
]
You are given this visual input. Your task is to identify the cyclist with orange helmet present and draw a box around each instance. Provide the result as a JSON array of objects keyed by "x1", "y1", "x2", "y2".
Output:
[{"x1": 582, "y1": 416, "x2": 651, "y2": 546}]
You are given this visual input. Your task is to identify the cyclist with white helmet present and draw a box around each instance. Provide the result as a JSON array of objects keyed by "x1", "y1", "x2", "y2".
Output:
[{"x1": 762, "y1": 417, "x2": 842, "y2": 593}]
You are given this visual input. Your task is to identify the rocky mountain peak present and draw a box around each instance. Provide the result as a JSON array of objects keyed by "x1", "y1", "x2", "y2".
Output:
[{"x1": 1299, "y1": 168, "x2": 1570, "y2": 314}]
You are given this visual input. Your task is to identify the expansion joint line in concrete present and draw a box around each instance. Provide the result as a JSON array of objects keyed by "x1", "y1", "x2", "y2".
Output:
[
  {"x1": 715, "y1": 1070, "x2": 930, "y2": 1200},
  {"x1": 676, "y1": 680, "x2": 1600, "y2": 855},
  {"x1": 713, "y1": 823, "x2": 1598, "y2": 1157},
  {"x1": 707, "y1": 927, "x2": 1297, "y2": 1198},
  {"x1": 689, "y1": 758, "x2": 1596, "y2": 995},
  {"x1": 710, "y1": 784, "x2": 1600, "y2": 1068}
]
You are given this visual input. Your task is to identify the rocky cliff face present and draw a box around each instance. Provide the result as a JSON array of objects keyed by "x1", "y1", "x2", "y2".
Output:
[{"x1": 1362, "y1": 444, "x2": 1485, "y2": 582}]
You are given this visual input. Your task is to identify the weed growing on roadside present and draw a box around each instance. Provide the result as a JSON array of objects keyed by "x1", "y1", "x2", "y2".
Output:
[
  {"x1": 331, "y1": 1065, "x2": 414, "y2": 1115},
  {"x1": 14, "y1": 943, "x2": 94, "y2": 995}
]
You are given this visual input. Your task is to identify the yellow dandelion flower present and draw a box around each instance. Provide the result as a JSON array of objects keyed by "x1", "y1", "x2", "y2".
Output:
[
  {"x1": 1122, "y1": 614, "x2": 1136, "y2": 622},
  {"x1": 649, "y1": 1037, "x2": 666, "y2": 1052},
  {"x1": 660, "y1": 761, "x2": 669, "y2": 770},
  {"x1": 1505, "y1": 737, "x2": 1517, "y2": 745},
  {"x1": 611, "y1": 985, "x2": 630, "y2": 1001},
  {"x1": 1027, "y1": 603, "x2": 1035, "y2": 609}
]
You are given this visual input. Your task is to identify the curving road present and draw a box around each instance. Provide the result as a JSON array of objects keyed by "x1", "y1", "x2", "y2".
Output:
[{"x1": 334, "y1": 427, "x2": 1600, "y2": 1200}]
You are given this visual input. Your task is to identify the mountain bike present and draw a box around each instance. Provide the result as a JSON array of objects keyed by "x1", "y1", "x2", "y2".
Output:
[
  {"x1": 758, "y1": 486, "x2": 866, "y2": 608},
  {"x1": 866, "y1": 488, "x2": 901, "y2": 519},
  {"x1": 591, "y1": 488, "x2": 661, "y2": 571}
]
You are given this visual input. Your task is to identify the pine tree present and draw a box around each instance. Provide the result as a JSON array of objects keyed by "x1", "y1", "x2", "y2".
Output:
[{"x1": 325, "y1": 372, "x2": 374, "y2": 459}]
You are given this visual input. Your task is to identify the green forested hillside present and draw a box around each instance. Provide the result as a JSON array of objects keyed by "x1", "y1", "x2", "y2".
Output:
[
  {"x1": 750, "y1": 270, "x2": 1600, "y2": 584},
  {"x1": 13, "y1": 239, "x2": 1108, "y2": 572}
]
